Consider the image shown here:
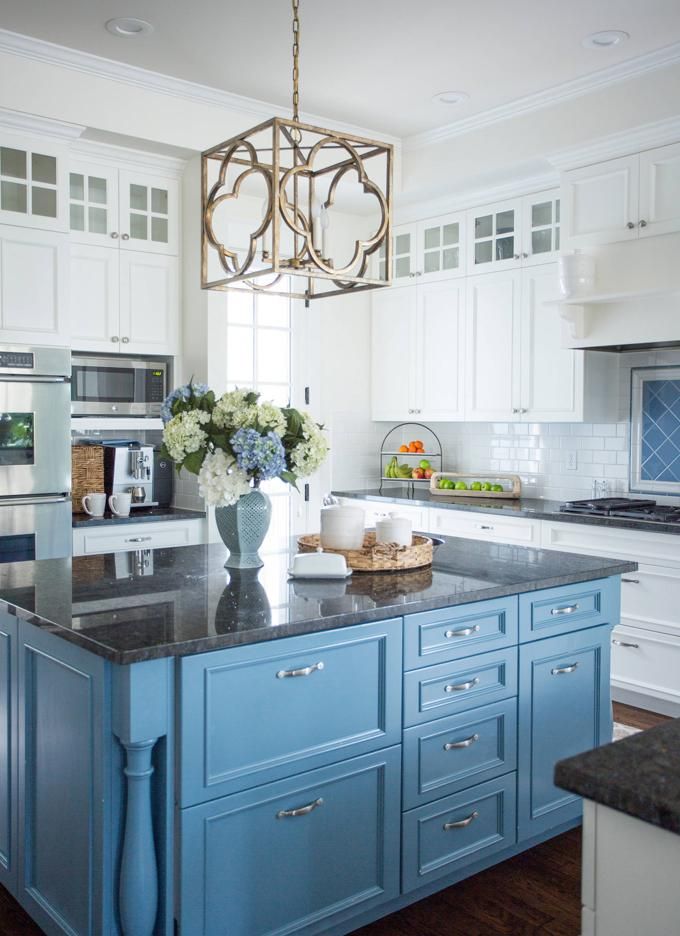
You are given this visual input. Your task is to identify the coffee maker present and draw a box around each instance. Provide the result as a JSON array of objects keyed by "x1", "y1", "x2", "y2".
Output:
[{"x1": 103, "y1": 442, "x2": 158, "y2": 509}]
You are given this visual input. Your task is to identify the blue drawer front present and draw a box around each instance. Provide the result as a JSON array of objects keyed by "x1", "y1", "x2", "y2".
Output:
[
  {"x1": 180, "y1": 619, "x2": 402, "y2": 805},
  {"x1": 404, "y1": 597, "x2": 518, "y2": 670},
  {"x1": 404, "y1": 647, "x2": 518, "y2": 727},
  {"x1": 518, "y1": 624, "x2": 613, "y2": 841},
  {"x1": 402, "y1": 773, "x2": 516, "y2": 893},
  {"x1": 180, "y1": 746, "x2": 402, "y2": 936},
  {"x1": 402, "y1": 698, "x2": 517, "y2": 809},
  {"x1": 519, "y1": 577, "x2": 616, "y2": 642}
]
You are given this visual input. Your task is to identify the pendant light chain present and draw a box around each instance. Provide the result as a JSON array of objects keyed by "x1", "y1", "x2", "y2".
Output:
[{"x1": 292, "y1": 0, "x2": 301, "y2": 123}]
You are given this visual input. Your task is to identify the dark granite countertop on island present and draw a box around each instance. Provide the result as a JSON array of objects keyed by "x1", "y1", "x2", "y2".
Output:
[
  {"x1": 335, "y1": 488, "x2": 680, "y2": 536},
  {"x1": 555, "y1": 718, "x2": 680, "y2": 836},
  {"x1": 72, "y1": 506, "x2": 206, "y2": 527},
  {"x1": 0, "y1": 536, "x2": 636, "y2": 665}
]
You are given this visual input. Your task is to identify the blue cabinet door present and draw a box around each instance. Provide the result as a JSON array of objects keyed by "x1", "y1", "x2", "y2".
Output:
[
  {"x1": 0, "y1": 611, "x2": 16, "y2": 893},
  {"x1": 180, "y1": 746, "x2": 402, "y2": 936},
  {"x1": 518, "y1": 624, "x2": 612, "y2": 841}
]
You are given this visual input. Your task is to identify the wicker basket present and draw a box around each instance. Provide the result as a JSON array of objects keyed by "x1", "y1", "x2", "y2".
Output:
[
  {"x1": 297, "y1": 532, "x2": 433, "y2": 573},
  {"x1": 71, "y1": 445, "x2": 105, "y2": 514}
]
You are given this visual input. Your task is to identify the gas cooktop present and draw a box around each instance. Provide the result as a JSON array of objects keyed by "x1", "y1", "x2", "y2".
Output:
[{"x1": 560, "y1": 497, "x2": 680, "y2": 524}]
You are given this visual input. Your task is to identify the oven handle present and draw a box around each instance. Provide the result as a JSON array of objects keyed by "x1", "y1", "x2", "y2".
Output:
[
  {"x1": 0, "y1": 375, "x2": 69, "y2": 383},
  {"x1": 0, "y1": 495, "x2": 69, "y2": 506}
]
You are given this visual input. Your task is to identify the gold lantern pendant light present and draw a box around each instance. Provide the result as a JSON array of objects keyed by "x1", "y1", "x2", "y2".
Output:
[{"x1": 201, "y1": 0, "x2": 393, "y2": 301}]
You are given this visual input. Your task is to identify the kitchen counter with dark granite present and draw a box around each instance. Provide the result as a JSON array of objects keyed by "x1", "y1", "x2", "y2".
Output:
[
  {"x1": 72, "y1": 506, "x2": 206, "y2": 527},
  {"x1": 335, "y1": 488, "x2": 680, "y2": 535},
  {"x1": 0, "y1": 535, "x2": 635, "y2": 664},
  {"x1": 555, "y1": 718, "x2": 680, "y2": 835}
]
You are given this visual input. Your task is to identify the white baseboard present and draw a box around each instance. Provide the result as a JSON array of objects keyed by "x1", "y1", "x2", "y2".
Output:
[{"x1": 612, "y1": 685, "x2": 680, "y2": 718}]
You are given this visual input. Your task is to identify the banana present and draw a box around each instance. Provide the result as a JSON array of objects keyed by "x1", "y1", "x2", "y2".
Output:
[
  {"x1": 385, "y1": 456, "x2": 398, "y2": 478},
  {"x1": 398, "y1": 462, "x2": 413, "y2": 479}
]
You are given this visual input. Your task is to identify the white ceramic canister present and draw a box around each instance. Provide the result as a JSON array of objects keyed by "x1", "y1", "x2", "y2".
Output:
[
  {"x1": 319, "y1": 505, "x2": 365, "y2": 550},
  {"x1": 375, "y1": 512, "x2": 412, "y2": 547},
  {"x1": 558, "y1": 251, "x2": 596, "y2": 297}
]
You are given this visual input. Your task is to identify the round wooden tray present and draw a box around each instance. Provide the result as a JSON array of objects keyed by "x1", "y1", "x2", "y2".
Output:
[{"x1": 297, "y1": 532, "x2": 433, "y2": 573}]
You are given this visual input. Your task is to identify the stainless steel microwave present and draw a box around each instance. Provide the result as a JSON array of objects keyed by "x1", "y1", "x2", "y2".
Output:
[{"x1": 71, "y1": 355, "x2": 168, "y2": 417}]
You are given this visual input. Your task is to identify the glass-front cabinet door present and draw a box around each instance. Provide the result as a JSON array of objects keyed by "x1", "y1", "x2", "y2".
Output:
[
  {"x1": 0, "y1": 137, "x2": 67, "y2": 232},
  {"x1": 119, "y1": 171, "x2": 178, "y2": 255},
  {"x1": 521, "y1": 190, "x2": 560, "y2": 266},
  {"x1": 377, "y1": 223, "x2": 417, "y2": 283},
  {"x1": 68, "y1": 161, "x2": 119, "y2": 246},
  {"x1": 467, "y1": 198, "x2": 522, "y2": 274},
  {"x1": 417, "y1": 212, "x2": 466, "y2": 283}
]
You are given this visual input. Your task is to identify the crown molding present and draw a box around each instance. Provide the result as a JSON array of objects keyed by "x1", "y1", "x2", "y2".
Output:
[
  {"x1": 547, "y1": 114, "x2": 680, "y2": 171},
  {"x1": 71, "y1": 138, "x2": 187, "y2": 175},
  {"x1": 0, "y1": 105, "x2": 84, "y2": 141},
  {"x1": 0, "y1": 29, "x2": 399, "y2": 149},
  {"x1": 405, "y1": 41, "x2": 680, "y2": 152}
]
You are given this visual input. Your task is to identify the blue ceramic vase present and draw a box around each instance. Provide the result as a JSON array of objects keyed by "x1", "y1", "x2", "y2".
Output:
[{"x1": 214, "y1": 487, "x2": 272, "y2": 569}]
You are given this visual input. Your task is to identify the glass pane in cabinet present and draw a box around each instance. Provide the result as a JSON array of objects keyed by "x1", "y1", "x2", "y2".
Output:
[
  {"x1": 496, "y1": 236, "x2": 514, "y2": 260},
  {"x1": 395, "y1": 256, "x2": 411, "y2": 277},
  {"x1": 475, "y1": 240, "x2": 492, "y2": 265},
  {"x1": 89, "y1": 177, "x2": 107, "y2": 204},
  {"x1": 496, "y1": 210, "x2": 514, "y2": 235},
  {"x1": 555, "y1": 227, "x2": 561, "y2": 250},
  {"x1": 32, "y1": 154, "x2": 56, "y2": 185},
  {"x1": 257, "y1": 329, "x2": 289, "y2": 383},
  {"x1": 70, "y1": 203, "x2": 85, "y2": 231},
  {"x1": 378, "y1": 242, "x2": 386, "y2": 260},
  {"x1": 70, "y1": 173, "x2": 84, "y2": 201},
  {"x1": 130, "y1": 213, "x2": 147, "y2": 239},
  {"x1": 151, "y1": 188, "x2": 168, "y2": 214},
  {"x1": 379, "y1": 259, "x2": 386, "y2": 279},
  {"x1": 0, "y1": 148, "x2": 27, "y2": 180},
  {"x1": 1, "y1": 180, "x2": 27, "y2": 213},
  {"x1": 226, "y1": 326, "x2": 254, "y2": 382},
  {"x1": 32, "y1": 187, "x2": 57, "y2": 218},
  {"x1": 89, "y1": 206, "x2": 107, "y2": 234},
  {"x1": 443, "y1": 246, "x2": 459, "y2": 270},
  {"x1": 424, "y1": 227, "x2": 440, "y2": 250},
  {"x1": 532, "y1": 201, "x2": 552, "y2": 227},
  {"x1": 532, "y1": 229, "x2": 552, "y2": 255},
  {"x1": 424, "y1": 252, "x2": 440, "y2": 273},
  {"x1": 443, "y1": 223, "x2": 459, "y2": 245},
  {"x1": 475, "y1": 214, "x2": 492, "y2": 238},
  {"x1": 130, "y1": 184, "x2": 147, "y2": 211},
  {"x1": 556, "y1": 200, "x2": 561, "y2": 223},
  {"x1": 151, "y1": 217, "x2": 168, "y2": 243},
  {"x1": 395, "y1": 233, "x2": 411, "y2": 255}
]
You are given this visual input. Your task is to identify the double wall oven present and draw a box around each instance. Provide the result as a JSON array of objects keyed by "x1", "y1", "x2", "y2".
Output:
[{"x1": 0, "y1": 345, "x2": 71, "y2": 562}]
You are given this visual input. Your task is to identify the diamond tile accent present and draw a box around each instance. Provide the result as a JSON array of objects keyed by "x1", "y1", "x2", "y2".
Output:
[{"x1": 641, "y1": 380, "x2": 680, "y2": 482}]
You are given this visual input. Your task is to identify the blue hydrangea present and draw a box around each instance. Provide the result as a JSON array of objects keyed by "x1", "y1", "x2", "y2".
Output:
[
  {"x1": 230, "y1": 428, "x2": 287, "y2": 481},
  {"x1": 160, "y1": 381, "x2": 209, "y2": 424}
]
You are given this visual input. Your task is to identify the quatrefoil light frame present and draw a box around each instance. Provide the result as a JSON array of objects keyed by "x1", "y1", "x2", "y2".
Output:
[{"x1": 201, "y1": 117, "x2": 393, "y2": 301}]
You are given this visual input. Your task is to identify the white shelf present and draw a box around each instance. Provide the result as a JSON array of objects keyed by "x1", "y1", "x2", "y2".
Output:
[
  {"x1": 382, "y1": 451, "x2": 441, "y2": 457},
  {"x1": 548, "y1": 287, "x2": 680, "y2": 307},
  {"x1": 71, "y1": 417, "x2": 163, "y2": 431}
]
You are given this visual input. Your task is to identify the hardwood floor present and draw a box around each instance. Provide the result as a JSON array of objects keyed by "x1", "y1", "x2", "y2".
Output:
[{"x1": 0, "y1": 704, "x2": 670, "y2": 936}]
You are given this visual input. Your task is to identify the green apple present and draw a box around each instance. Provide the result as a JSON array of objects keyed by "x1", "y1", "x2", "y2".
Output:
[
  {"x1": 470, "y1": 481, "x2": 482, "y2": 491},
  {"x1": 419, "y1": 459, "x2": 431, "y2": 470},
  {"x1": 491, "y1": 484, "x2": 504, "y2": 492},
  {"x1": 481, "y1": 482, "x2": 492, "y2": 491},
  {"x1": 454, "y1": 481, "x2": 468, "y2": 490}
]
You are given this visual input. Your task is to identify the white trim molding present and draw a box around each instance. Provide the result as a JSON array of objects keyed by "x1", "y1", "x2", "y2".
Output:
[
  {"x1": 0, "y1": 104, "x2": 84, "y2": 141},
  {"x1": 405, "y1": 41, "x2": 680, "y2": 152},
  {"x1": 71, "y1": 139, "x2": 187, "y2": 176},
  {"x1": 548, "y1": 115, "x2": 680, "y2": 171}
]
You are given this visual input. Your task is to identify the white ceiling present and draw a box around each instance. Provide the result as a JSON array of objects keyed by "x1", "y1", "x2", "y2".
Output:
[{"x1": 1, "y1": 0, "x2": 679, "y2": 139}]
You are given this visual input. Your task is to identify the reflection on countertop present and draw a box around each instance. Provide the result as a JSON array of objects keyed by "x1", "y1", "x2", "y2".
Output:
[{"x1": 72, "y1": 506, "x2": 206, "y2": 527}]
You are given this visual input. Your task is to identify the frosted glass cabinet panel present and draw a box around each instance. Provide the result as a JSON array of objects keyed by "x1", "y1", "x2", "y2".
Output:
[
  {"x1": 377, "y1": 223, "x2": 417, "y2": 282},
  {"x1": 68, "y1": 161, "x2": 119, "y2": 246},
  {"x1": 521, "y1": 190, "x2": 561, "y2": 265},
  {"x1": 467, "y1": 199, "x2": 522, "y2": 273},
  {"x1": 0, "y1": 137, "x2": 67, "y2": 231},
  {"x1": 119, "y1": 171, "x2": 179, "y2": 255},
  {"x1": 417, "y1": 211, "x2": 466, "y2": 283}
]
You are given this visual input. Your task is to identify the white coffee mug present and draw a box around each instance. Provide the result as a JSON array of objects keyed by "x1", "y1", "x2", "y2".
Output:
[
  {"x1": 82, "y1": 492, "x2": 106, "y2": 517},
  {"x1": 109, "y1": 492, "x2": 132, "y2": 518},
  {"x1": 375, "y1": 512, "x2": 412, "y2": 547}
]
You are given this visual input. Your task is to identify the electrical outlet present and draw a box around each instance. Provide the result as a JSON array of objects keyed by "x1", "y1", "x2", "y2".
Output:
[{"x1": 566, "y1": 451, "x2": 578, "y2": 470}]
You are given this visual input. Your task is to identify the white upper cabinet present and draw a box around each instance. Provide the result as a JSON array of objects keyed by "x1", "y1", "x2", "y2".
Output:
[
  {"x1": 0, "y1": 136, "x2": 68, "y2": 232},
  {"x1": 561, "y1": 154, "x2": 640, "y2": 249},
  {"x1": 68, "y1": 160, "x2": 119, "y2": 246},
  {"x1": 377, "y1": 223, "x2": 417, "y2": 283},
  {"x1": 467, "y1": 198, "x2": 522, "y2": 274},
  {"x1": 377, "y1": 214, "x2": 466, "y2": 285},
  {"x1": 371, "y1": 286, "x2": 414, "y2": 420},
  {"x1": 521, "y1": 190, "x2": 561, "y2": 266},
  {"x1": 638, "y1": 142, "x2": 680, "y2": 238},
  {"x1": 69, "y1": 243, "x2": 120, "y2": 350}
]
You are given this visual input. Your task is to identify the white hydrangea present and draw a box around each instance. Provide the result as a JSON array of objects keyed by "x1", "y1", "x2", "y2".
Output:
[
  {"x1": 291, "y1": 413, "x2": 329, "y2": 477},
  {"x1": 257, "y1": 401, "x2": 287, "y2": 436},
  {"x1": 197, "y1": 448, "x2": 251, "y2": 507},
  {"x1": 213, "y1": 389, "x2": 257, "y2": 431},
  {"x1": 163, "y1": 410, "x2": 210, "y2": 463}
]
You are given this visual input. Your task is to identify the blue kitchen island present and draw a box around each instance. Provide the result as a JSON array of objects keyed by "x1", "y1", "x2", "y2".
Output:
[{"x1": 0, "y1": 538, "x2": 636, "y2": 936}]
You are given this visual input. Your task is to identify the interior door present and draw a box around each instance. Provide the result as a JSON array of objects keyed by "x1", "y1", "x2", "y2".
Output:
[
  {"x1": 69, "y1": 244, "x2": 120, "y2": 352},
  {"x1": 416, "y1": 280, "x2": 465, "y2": 421},
  {"x1": 638, "y1": 142, "x2": 680, "y2": 238}
]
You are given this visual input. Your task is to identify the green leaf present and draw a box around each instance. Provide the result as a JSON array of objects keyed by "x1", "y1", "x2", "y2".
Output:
[
  {"x1": 280, "y1": 469, "x2": 299, "y2": 491},
  {"x1": 183, "y1": 448, "x2": 206, "y2": 476}
]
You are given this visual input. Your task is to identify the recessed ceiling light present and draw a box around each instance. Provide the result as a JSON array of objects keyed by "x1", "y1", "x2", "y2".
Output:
[
  {"x1": 582, "y1": 30, "x2": 629, "y2": 49},
  {"x1": 105, "y1": 17, "x2": 154, "y2": 37},
  {"x1": 432, "y1": 91, "x2": 469, "y2": 106}
]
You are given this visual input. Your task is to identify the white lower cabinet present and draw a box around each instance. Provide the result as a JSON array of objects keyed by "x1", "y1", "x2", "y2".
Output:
[
  {"x1": 430, "y1": 508, "x2": 541, "y2": 548},
  {"x1": 72, "y1": 519, "x2": 204, "y2": 556}
]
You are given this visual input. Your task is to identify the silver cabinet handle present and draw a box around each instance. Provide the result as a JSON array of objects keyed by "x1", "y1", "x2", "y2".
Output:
[
  {"x1": 622, "y1": 578, "x2": 640, "y2": 584},
  {"x1": 276, "y1": 661, "x2": 324, "y2": 679},
  {"x1": 551, "y1": 663, "x2": 579, "y2": 675},
  {"x1": 476, "y1": 524, "x2": 494, "y2": 531},
  {"x1": 125, "y1": 536, "x2": 152, "y2": 543},
  {"x1": 110, "y1": 231, "x2": 119, "y2": 239},
  {"x1": 626, "y1": 221, "x2": 635, "y2": 229},
  {"x1": 639, "y1": 220, "x2": 647, "y2": 228},
  {"x1": 111, "y1": 336, "x2": 120, "y2": 343},
  {"x1": 522, "y1": 252, "x2": 529, "y2": 258},
  {"x1": 550, "y1": 604, "x2": 579, "y2": 616},
  {"x1": 613, "y1": 639, "x2": 639, "y2": 649},
  {"x1": 121, "y1": 337, "x2": 130, "y2": 343},
  {"x1": 444, "y1": 733, "x2": 479, "y2": 751},
  {"x1": 276, "y1": 797, "x2": 323, "y2": 819},
  {"x1": 519, "y1": 408, "x2": 528, "y2": 414},
  {"x1": 445, "y1": 677, "x2": 479, "y2": 693},
  {"x1": 409, "y1": 272, "x2": 417, "y2": 278},
  {"x1": 445, "y1": 625, "x2": 480, "y2": 639},
  {"x1": 443, "y1": 810, "x2": 479, "y2": 831},
  {"x1": 513, "y1": 254, "x2": 520, "y2": 260},
  {"x1": 512, "y1": 408, "x2": 520, "y2": 414},
  {"x1": 122, "y1": 233, "x2": 130, "y2": 240}
]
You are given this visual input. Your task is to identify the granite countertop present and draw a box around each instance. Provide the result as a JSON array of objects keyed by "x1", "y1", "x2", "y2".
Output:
[
  {"x1": 72, "y1": 506, "x2": 206, "y2": 528},
  {"x1": 335, "y1": 488, "x2": 680, "y2": 536},
  {"x1": 555, "y1": 719, "x2": 680, "y2": 836},
  {"x1": 0, "y1": 536, "x2": 635, "y2": 665}
]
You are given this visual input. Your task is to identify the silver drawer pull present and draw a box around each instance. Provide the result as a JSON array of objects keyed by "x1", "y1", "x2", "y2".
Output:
[
  {"x1": 476, "y1": 524, "x2": 495, "y2": 531},
  {"x1": 551, "y1": 663, "x2": 579, "y2": 675},
  {"x1": 276, "y1": 661, "x2": 324, "y2": 679},
  {"x1": 445, "y1": 625, "x2": 480, "y2": 639},
  {"x1": 445, "y1": 677, "x2": 479, "y2": 693},
  {"x1": 613, "y1": 639, "x2": 639, "y2": 649},
  {"x1": 550, "y1": 604, "x2": 579, "y2": 616},
  {"x1": 276, "y1": 797, "x2": 323, "y2": 819},
  {"x1": 443, "y1": 810, "x2": 479, "y2": 831},
  {"x1": 622, "y1": 578, "x2": 640, "y2": 584},
  {"x1": 125, "y1": 536, "x2": 152, "y2": 543},
  {"x1": 444, "y1": 733, "x2": 479, "y2": 751}
]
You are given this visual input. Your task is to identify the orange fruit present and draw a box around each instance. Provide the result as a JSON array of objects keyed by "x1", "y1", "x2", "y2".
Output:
[
  {"x1": 414, "y1": 440, "x2": 424, "y2": 449},
  {"x1": 399, "y1": 444, "x2": 409, "y2": 453},
  {"x1": 408, "y1": 443, "x2": 418, "y2": 452}
]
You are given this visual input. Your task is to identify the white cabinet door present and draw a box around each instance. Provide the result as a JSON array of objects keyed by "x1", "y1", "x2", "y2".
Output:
[
  {"x1": 68, "y1": 160, "x2": 120, "y2": 246},
  {"x1": 465, "y1": 271, "x2": 521, "y2": 421},
  {"x1": 119, "y1": 171, "x2": 179, "y2": 255},
  {"x1": 371, "y1": 285, "x2": 416, "y2": 420},
  {"x1": 521, "y1": 189, "x2": 561, "y2": 266},
  {"x1": 416, "y1": 280, "x2": 465, "y2": 421},
  {"x1": 119, "y1": 251, "x2": 179, "y2": 355},
  {"x1": 467, "y1": 198, "x2": 522, "y2": 274},
  {"x1": 69, "y1": 244, "x2": 120, "y2": 352},
  {"x1": 638, "y1": 142, "x2": 680, "y2": 238},
  {"x1": 561, "y1": 155, "x2": 639, "y2": 249},
  {"x1": 0, "y1": 137, "x2": 67, "y2": 232},
  {"x1": 519, "y1": 264, "x2": 584, "y2": 421},
  {"x1": 0, "y1": 227, "x2": 69, "y2": 344},
  {"x1": 417, "y1": 212, "x2": 466, "y2": 283}
]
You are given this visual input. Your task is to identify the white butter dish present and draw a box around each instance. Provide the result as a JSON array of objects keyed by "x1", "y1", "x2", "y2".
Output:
[{"x1": 288, "y1": 551, "x2": 352, "y2": 580}]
